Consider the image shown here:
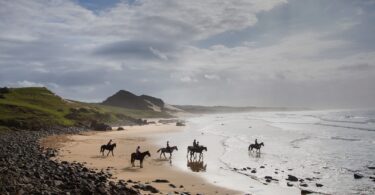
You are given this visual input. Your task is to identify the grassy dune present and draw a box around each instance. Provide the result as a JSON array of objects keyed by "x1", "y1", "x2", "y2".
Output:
[{"x1": 0, "y1": 87, "x2": 170, "y2": 131}]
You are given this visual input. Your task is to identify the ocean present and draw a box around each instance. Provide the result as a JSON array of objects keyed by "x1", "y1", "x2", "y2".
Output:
[{"x1": 151, "y1": 109, "x2": 375, "y2": 194}]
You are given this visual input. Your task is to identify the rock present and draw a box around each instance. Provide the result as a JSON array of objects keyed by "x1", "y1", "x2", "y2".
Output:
[
  {"x1": 265, "y1": 176, "x2": 273, "y2": 180},
  {"x1": 54, "y1": 180, "x2": 63, "y2": 186},
  {"x1": 266, "y1": 179, "x2": 271, "y2": 183},
  {"x1": 299, "y1": 179, "x2": 304, "y2": 182},
  {"x1": 251, "y1": 170, "x2": 256, "y2": 173},
  {"x1": 117, "y1": 127, "x2": 125, "y2": 131},
  {"x1": 169, "y1": 184, "x2": 176, "y2": 188},
  {"x1": 367, "y1": 166, "x2": 375, "y2": 170},
  {"x1": 90, "y1": 121, "x2": 112, "y2": 131},
  {"x1": 153, "y1": 179, "x2": 169, "y2": 183},
  {"x1": 287, "y1": 182, "x2": 293, "y2": 187},
  {"x1": 286, "y1": 175, "x2": 298, "y2": 182},
  {"x1": 300, "y1": 183, "x2": 308, "y2": 187},
  {"x1": 143, "y1": 185, "x2": 159, "y2": 193},
  {"x1": 97, "y1": 185, "x2": 108, "y2": 194},
  {"x1": 316, "y1": 183, "x2": 323, "y2": 187},
  {"x1": 179, "y1": 185, "x2": 184, "y2": 188},
  {"x1": 176, "y1": 122, "x2": 185, "y2": 126},
  {"x1": 260, "y1": 166, "x2": 265, "y2": 168},
  {"x1": 354, "y1": 173, "x2": 363, "y2": 179},
  {"x1": 301, "y1": 189, "x2": 313, "y2": 194}
]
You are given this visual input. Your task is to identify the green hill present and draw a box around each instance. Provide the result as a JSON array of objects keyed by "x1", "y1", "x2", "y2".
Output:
[{"x1": 0, "y1": 87, "x2": 170, "y2": 131}]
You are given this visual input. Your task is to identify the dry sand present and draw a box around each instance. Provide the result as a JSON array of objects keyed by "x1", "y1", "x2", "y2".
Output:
[{"x1": 41, "y1": 123, "x2": 240, "y2": 195}]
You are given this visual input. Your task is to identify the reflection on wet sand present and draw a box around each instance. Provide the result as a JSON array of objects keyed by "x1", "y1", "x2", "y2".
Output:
[{"x1": 187, "y1": 158, "x2": 207, "y2": 172}]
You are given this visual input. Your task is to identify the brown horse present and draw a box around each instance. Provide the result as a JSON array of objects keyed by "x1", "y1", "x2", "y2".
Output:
[
  {"x1": 131, "y1": 151, "x2": 151, "y2": 168},
  {"x1": 157, "y1": 146, "x2": 178, "y2": 159},
  {"x1": 100, "y1": 143, "x2": 116, "y2": 156},
  {"x1": 248, "y1": 142, "x2": 264, "y2": 153}
]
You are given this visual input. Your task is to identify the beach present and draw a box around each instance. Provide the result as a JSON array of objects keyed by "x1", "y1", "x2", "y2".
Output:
[
  {"x1": 43, "y1": 122, "x2": 239, "y2": 195},
  {"x1": 43, "y1": 109, "x2": 375, "y2": 195}
]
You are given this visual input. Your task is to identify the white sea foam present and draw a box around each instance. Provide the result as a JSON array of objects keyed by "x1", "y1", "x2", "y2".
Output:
[{"x1": 152, "y1": 109, "x2": 375, "y2": 194}]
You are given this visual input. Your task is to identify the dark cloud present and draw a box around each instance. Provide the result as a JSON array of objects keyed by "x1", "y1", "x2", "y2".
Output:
[{"x1": 93, "y1": 40, "x2": 176, "y2": 60}]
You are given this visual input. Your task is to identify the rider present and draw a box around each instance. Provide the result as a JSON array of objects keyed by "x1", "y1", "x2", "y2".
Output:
[
  {"x1": 166, "y1": 141, "x2": 171, "y2": 151},
  {"x1": 107, "y1": 139, "x2": 113, "y2": 147},
  {"x1": 193, "y1": 139, "x2": 197, "y2": 147},
  {"x1": 136, "y1": 146, "x2": 141, "y2": 158},
  {"x1": 255, "y1": 139, "x2": 258, "y2": 146}
]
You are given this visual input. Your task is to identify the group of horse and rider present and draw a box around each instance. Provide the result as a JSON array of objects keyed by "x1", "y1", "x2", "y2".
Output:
[{"x1": 100, "y1": 138, "x2": 264, "y2": 168}]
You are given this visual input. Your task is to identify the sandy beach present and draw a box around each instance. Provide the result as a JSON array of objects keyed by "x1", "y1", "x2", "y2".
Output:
[{"x1": 41, "y1": 122, "x2": 240, "y2": 195}]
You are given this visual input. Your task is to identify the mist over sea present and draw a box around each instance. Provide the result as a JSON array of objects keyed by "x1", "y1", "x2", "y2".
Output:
[{"x1": 153, "y1": 109, "x2": 375, "y2": 194}]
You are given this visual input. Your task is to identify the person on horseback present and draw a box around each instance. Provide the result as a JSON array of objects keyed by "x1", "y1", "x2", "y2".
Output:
[
  {"x1": 255, "y1": 139, "x2": 258, "y2": 146},
  {"x1": 136, "y1": 146, "x2": 141, "y2": 158},
  {"x1": 166, "y1": 141, "x2": 171, "y2": 152},
  {"x1": 193, "y1": 139, "x2": 197, "y2": 147},
  {"x1": 107, "y1": 139, "x2": 113, "y2": 147}
]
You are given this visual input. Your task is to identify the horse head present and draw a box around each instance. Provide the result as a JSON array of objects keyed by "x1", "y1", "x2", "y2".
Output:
[
  {"x1": 113, "y1": 143, "x2": 117, "y2": 148},
  {"x1": 145, "y1": 151, "x2": 151, "y2": 157},
  {"x1": 173, "y1": 146, "x2": 178, "y2": 151},
  {"x1": 203, "y1": 146, "x2": 207, "y2": 151},
  {"x1": 260, "y1": 142, "x2": 264, "y2": 146}
]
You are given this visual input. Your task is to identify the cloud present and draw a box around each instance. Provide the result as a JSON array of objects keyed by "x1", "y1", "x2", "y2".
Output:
[
  {"x1": 0, "y1": 0, "x2": 374, "y2": 108},
  {"x1": 338, "y1": 63, "x2": 374, "y2": 72}
]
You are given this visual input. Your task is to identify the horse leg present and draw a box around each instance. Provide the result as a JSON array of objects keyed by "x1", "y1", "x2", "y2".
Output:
[
  {"x1": 140, "y1": 159, "x2": 143, "y2": 168},
  {"x1": 163, "y1": 152, "x2": 167, "y2": 159},
  {"x1": 107, "y1": 150, "x2": 110, "y2": 156},
  {"x1": 160, "y1": 152, "x2": 162, "y2": 159},
  {"x1": 111, "y1": 150, "x2": 114, "y2": 156}
]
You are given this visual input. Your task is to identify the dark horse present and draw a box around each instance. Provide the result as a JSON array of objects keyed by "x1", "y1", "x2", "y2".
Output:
[
  {"x1": 131, "y1": 151, "x2": 151, "y2": 168},
  {"x1": 157, "y1": 146, "x2": 178, "y2": 159},
  {"x1": 100, "y1": 143, "x2": 116, "y2": 156},
  {"x1": 187, "y1": 145, "x2": 207, "y2": 159},
  {"x1": 248, "y1": 142, "x2": 264, "y2": 153}
]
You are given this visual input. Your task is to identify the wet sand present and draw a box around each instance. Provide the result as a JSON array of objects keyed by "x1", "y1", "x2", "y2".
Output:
[{"x1": 42, "y1": 123, "x2": 240, "y2": 194}]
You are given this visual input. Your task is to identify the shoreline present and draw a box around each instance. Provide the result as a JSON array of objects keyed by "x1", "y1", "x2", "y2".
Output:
[{"x1": 44, "y1": 122, "x2": 240, "y2": 194}]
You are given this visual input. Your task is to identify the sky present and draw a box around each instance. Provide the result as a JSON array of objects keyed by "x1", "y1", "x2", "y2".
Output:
[{"x1": 0, "y1": 0, "x2": 374, "y2": 108}]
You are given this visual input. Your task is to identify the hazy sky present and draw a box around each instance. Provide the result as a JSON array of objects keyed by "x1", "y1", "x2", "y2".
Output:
[{"x1": 0, "y1": 0, "x2": 374, "y2": 108}]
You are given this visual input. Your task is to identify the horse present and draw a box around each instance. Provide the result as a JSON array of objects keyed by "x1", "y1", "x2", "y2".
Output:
[
  {"x1": 131, "y1": 151, "x2": 151, "y2": 168},
  {"x1": 248, "y1": 142, "x2": 264, "y2": 153},
  {"x1": 187, "y1": 145, "x2": 207, "y2": 159},
  {"x1": 157, "y1": 146, "x2": 178, "y2": 159},
  {"x1": 100, "y1": 143, "x2": 116, "y2": 156}
]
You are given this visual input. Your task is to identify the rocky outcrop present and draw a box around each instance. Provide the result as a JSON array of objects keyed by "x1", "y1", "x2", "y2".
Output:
[{"x1": 90, "y1": 121, "x2": 112, "y2": 131}]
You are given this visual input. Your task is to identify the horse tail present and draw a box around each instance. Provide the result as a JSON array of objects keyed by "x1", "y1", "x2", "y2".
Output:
[{"x1": 157, "y1": 148, "x2": 161, "y2": 153}]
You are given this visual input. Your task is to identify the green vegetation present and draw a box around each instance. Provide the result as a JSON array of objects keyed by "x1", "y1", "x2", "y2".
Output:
[{"x1": 0, "y1": 87, "x2": 170, "y2": 131}]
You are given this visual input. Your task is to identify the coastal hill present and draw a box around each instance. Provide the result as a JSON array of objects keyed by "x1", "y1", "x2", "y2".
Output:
[
  {"x1": 0, "y1": 87, "x2": 170, "y2": 131},
  {"x1": 102, "y1": 90, "x2": 165, "y2": 111}
]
